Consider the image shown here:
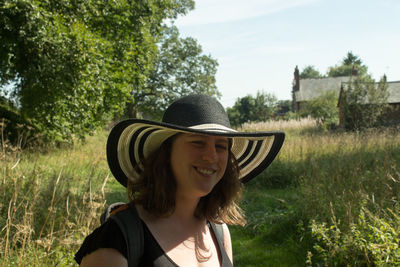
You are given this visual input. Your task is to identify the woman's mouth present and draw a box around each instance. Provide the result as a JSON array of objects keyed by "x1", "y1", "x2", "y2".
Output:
[{"x1": 195, "y1": 167, "x2": 216, "y2": 176}]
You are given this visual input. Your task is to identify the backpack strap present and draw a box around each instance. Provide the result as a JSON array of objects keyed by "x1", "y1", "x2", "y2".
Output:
[
  {"x1": 214, "y1": 223, "x2": 225, "y2": 246},
  {"x1": 100, "y1": 202, "x2": 126, "y2": 224},
  {"x1": 108, "y1": 202, "x2": 144, "y2": 267},
  {"x1": 209, "y1": 222, "x2": 225, "y2": 248},
  {"x1": 209, "y1": 222, "x2": 229, "y2": 264}
]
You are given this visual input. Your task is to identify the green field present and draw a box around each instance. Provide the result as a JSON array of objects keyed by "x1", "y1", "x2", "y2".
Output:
[{"x1": 1, "y1": 122, "x2": 400, "y2": 266}]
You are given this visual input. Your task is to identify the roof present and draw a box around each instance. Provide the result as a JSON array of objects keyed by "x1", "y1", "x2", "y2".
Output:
[
  {"x1": 341, "y1": 80, "x2": 400, "y2": 104},
  {"x1": 295, "y1": 76, "x2": 350, "y2": 102},
  {"x1": 387, "y1": 81, "x2": 400, "y2": 103}
]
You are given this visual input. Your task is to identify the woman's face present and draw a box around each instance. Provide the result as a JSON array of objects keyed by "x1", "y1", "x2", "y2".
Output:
[{"x1": 170, "y1": 133, "x2": 229, "y2": 199}]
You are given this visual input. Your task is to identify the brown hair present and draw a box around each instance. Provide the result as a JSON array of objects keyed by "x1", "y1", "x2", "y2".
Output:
[{"x1": 127, "y1": 135, "x2": 246, "y2": 226}]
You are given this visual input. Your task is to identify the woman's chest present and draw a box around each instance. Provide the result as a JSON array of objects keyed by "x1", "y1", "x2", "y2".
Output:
[{"x1": 142, "y1": 221, "x2": 221, "y2": 267}]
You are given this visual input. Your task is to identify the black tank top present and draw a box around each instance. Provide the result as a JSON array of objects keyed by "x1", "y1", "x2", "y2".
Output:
[{"x1": 75, "y1": 218, "x2": 233, "y2": 266}]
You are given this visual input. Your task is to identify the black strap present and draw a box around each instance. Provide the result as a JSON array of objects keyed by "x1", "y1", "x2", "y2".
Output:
[
  {"x1": 209, "y1": 222, "x2": 226, "y2": 263},
  {"x1": 109, "y1": 203, "x2": 143, "y2": 267},
  {"x1": 213, "y1": 223, "x2": 225, "y2": 247},
  {"x1": 104, "y1": 203, "x2": 226, "y2": 267}
]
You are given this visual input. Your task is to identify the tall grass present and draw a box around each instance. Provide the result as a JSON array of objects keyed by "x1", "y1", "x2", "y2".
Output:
[
  {"x1": 239, "y1": 117, "x2": 318, "y2": 132},
  {"x1": 294, "y1": 130, "x2": 400, "y2": 266},
  {"x1": 236, "y1": 123, "x2": 400, "y2": 266},
  {"x1": 0, "y1": 131, "x2": 126, "y2": 266},
  {"x1": 1, "y1": 121, "x2": 400, "y2": 266}
]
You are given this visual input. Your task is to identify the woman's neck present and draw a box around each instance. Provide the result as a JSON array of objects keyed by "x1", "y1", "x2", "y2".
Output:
[{"x1": 172, "y1": 193, "x2": 202, "y2": 224}]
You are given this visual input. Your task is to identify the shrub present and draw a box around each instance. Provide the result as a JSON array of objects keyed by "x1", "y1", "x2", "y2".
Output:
[
  {"x1": 1, "y1": 102, "x2": 40, "y2": 148},
  {"x1": 309, "y1": 205, "x2": 400, "y2": 266},
  {"x1": 341, "y1": 76, "x2": 389, "y2": 130},
  {"x1": 299, "y1": 90, "x2": 339, "y2": 130}
]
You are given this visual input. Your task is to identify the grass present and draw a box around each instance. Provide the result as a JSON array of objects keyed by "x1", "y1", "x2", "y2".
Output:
[
  {"x1": 1, "y1": 120, "x2": 400, "y2": 266},
  {"x1": 239, "y1": 117, "x2": 318, "y2": 132},
  {"x1": 235, "y1": 122, "x2": 400, "y2": 266},
  {"x1": 231, "y1": 187, "x2": 306, "y2": 266},
  {"x1": 0, "y1": 130, "x2": 126, "y2": 266}
]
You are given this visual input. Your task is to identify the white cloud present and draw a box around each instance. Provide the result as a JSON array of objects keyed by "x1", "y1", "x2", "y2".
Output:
[{"x1": 175, "y1": 0, "x2": 318, "y2": 26}]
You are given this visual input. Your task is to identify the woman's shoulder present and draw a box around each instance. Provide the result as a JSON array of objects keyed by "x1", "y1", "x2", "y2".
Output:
[
  {"x1": 75, "y1": 216, "x2": 127, "y2": 264},
  {"x1": 79, "y1": 248, "x2": 128, "y2": 267}
]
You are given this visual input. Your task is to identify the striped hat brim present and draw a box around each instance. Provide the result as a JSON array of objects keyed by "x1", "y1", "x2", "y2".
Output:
[{"x1": 106, "y1": 119, "x2": 285, "y2": 187}]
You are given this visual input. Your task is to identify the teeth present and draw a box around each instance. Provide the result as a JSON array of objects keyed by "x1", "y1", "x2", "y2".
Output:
[{"x1": 197, "y1": 167, "x2": 214, "y2": 175}]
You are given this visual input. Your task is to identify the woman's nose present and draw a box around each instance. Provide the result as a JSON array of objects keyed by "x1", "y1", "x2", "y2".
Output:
[{"x1": 202, "y1": 144, "x2": 218, "y2": 162}]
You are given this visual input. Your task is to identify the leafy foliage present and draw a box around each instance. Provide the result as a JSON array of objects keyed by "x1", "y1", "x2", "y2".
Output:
[
  {"x1": 227, "y1": 91, "x2": 277, "y2": 127},
  {"x1": 300, "y1": 90, "x2": 339, "y2": 129},
  {"x1": 327, "y1": 51, "x2": 368, "y2": 77},
  {"x1": 0, "y1": 0, "x2": 194, "y2": 141},
  {"x1": 299, "y1": 65, "x2": 323, "y2": 79},
  {"x1": 310, "y1": 206, "x2": 400, "y2": 266},
  {"x1": 128, "y1": 26, "x2": 220, "y2": 120},
  {"x1": 341, "y1": 75, "x2": 389, "y2": 130},
  {"x1": 275, "y1": 99, "x2": 293, "y2": 119}
]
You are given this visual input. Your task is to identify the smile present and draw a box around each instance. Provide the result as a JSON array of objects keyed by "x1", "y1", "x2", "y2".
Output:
[{"x1": 195, "y1": 167, "x2": 216, "y2": 176}]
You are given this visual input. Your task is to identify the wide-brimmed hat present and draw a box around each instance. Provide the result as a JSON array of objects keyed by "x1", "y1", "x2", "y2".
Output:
[{"x1": 107, "y1": 94, "x2": 285, "y2": 187}]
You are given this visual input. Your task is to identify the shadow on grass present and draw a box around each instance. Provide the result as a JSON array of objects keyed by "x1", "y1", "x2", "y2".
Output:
[
  {"x1": 232, "y1": 130, "x2": 400, "y2": 266},
  {"x1": 230, "y1": 187, "x2": 309, "y2": 266}
]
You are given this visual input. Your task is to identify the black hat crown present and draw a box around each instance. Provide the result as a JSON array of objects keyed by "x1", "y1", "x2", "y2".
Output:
[{"x1": 162, "y1": 95, "x2": 231, "y2": 128}]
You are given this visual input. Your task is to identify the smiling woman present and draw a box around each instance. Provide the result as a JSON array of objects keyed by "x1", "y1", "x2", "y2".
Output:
[
  {"x1": 75, "y1": 94, "x2": 285, "y2": 267},
  {"x1": 171, "y1": 134, "x2": 229, "y2": 198}
]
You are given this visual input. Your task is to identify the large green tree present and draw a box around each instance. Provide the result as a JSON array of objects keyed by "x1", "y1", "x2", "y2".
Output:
[
  {"x1": 325, "y1": 52, "x2": 389, "y2": 130},
  {"x1": 327, "y1": 51, "x2": 368, "y2": 77},
  {"x1": 227, "y1": 91, "x2": 277, "y2": 127},
  {"x1": 0, "y1": 0, "x2": 194, "y2": 140},
  {"x1": 128, "y1": 25, "x2": 220, "y2": 119},
  {"x1": 340, "y1": 75, "x2": 389, "y2": 130},
  {"x1": 300, "y1": 65, "x2": 323, "y2": 79}
]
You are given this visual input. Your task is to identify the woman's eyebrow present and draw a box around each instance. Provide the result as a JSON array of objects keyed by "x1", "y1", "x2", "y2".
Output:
[
  {"x1": 216, "y1": 138, "x2": 229, "y2": 144},
  {"x1": 186, "y1": 134, "x2": 228, "y2": 143},
  {"x1": 186, "y1": 134, "x2": 205, "y2": 138}
]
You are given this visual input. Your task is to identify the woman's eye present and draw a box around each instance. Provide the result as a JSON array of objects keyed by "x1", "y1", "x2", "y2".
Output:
[
  {"x1": 191, "y1": 141, "x2": 204, "y2": 146},
  {"x1": 216, "y1": 144, "x2": 228, "y2": 151}
]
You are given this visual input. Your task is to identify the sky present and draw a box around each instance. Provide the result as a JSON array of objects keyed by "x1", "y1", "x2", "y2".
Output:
[{"x1": 173, "y1": 0, "x2": 400, "y2": 108}]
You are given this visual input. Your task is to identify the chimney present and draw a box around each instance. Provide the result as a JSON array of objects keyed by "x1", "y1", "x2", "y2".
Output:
[
  {"x1": 293, "y1": 66, "x2": 300, "y2": 91},
  {"x1": 351, "y1": 65, "x2": 358, "y2": 76}
]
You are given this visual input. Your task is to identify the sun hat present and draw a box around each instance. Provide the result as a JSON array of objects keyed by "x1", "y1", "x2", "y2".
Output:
[{"x1": 106, "y1": 94, "x2": 285, "y2": 187}]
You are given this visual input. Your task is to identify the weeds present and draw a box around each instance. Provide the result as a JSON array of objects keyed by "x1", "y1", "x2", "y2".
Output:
[
  {"x1": 235, "y1": 122, "x2": 400, "y2": 266},
  {"x1": 0, "y1": 131, "x2": 119, "y2": 266},
  {"x1": 1, "y1": 122, "x2": 400, "y2": 266}
]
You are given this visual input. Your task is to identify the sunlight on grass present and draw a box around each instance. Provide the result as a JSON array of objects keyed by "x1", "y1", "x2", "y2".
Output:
[
  {"x1": 239, "y1": 117, "x2": 318, "y2": 132},
  {"x1": 2, "y1": 124, "x2": 400, "y2": 265}
]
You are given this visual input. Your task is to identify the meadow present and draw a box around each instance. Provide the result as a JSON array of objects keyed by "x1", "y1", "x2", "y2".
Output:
[{"x1": 1, "y1": 120, "x2": 399, "y2": 266}]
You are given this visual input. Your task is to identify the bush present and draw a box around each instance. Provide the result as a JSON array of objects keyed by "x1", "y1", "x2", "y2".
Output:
[
  {"x1": 341, "y1": 76, "x2": 389, "y2": 130},
  {"x1": 309, "y1": 205, "x2": 400, "y2": 266},
  {"x1": 0, "y1": 102, "x2": 40, "y2": 149},
  {"x1": 299, "y1": 90, "x2": 339, "y2": 130}
]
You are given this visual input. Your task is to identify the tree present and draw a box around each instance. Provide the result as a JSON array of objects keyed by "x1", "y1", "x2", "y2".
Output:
[
  {"x1": 128, "y1": 26, "x2": 220, "y2": 119},
  {"x1": 0, "y1": 0, "x2": 194, "y2": 141},
  {"x1": 227, "y1": 91, "x2": 277, "y2": 127},
  {"x1": 300, "y1": 90, "x2": 339, "y2": 128},
  {"x1": 300, "y1": 65, "x2": 323, "y2": 79},
  {"x1": 340, "y1": 75, "x2": 389, "y2": 130},
  {"x1": 327, "y1": 51, "x2": 368, "y2": 77},
  {"x1": 276, "y1": 100, "x2": 292, "y2": 115},
  {"x1": 252, "y1": 91, "x2": 278, "y2": 121}
]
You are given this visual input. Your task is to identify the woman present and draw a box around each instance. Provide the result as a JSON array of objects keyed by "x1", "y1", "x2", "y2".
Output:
[{"x1": 75, "y1": 94, "x2": 285, "y2": 266}]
